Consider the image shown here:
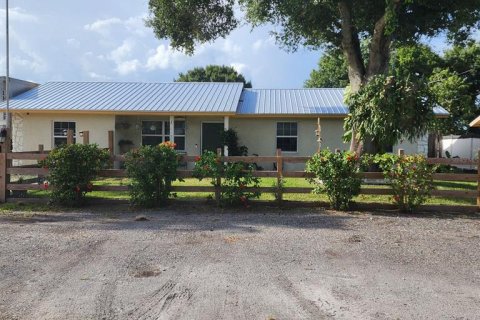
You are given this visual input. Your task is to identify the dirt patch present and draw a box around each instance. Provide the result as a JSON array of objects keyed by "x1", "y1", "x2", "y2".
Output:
[{"x1": 133, "y1": 269, "x2": 162, "y2": 278}]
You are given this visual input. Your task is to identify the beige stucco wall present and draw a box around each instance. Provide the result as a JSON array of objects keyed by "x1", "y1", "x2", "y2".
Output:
[
  {"x1": 13, "y1": 112, "x2": 421, "y2": 165},
  {"x1": 13, "y1": 112, "x2": 115, "y2": 151}
]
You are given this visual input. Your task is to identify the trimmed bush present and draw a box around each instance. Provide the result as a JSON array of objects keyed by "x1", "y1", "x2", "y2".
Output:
[
  {"x1": 193, "y1": 150, "x2": 260, "y2": 207},
  {"x1": 375, "y1": 154, "x2": 435, "y2": 212},
  {"x1": 40, "y1": 144, "x2": 110, "y2": 206},
  {"x1": 124, "y1": 141, "x2": 180, "y2": 207},
  {"x1": 306, "y1": 150, "x2": 362, "y2": 210}
]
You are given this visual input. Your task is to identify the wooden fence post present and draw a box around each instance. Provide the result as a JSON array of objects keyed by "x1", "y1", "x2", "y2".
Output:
[
  {"x1": 0, "y1": 152, "x2": 6, "y2": 203},
  {"x1": 66, "y1": 129, "x2": 74, "y2": 145},
  {"x1": 82, "y1": 131, "x2": 89, "y2": 145},
  {"x1": 276, "y1": 148, "x2": 283, "y2": 203},
  {"x1": 215, "y1": 148, "x2": 222, "y2": 205},
  {"x1": 108, "y1": 130, "x2": 114, "y2": 156},
  {"x1": 477, "y1": 150, "x2": 480, "y2": 209}
]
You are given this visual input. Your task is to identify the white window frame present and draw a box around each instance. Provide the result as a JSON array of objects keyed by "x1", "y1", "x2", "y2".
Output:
[
  {"x1": 52, "y1": 121, "x2": 76, "y2": 147},
  {"x1": 141, "y1": 120, "x2": 168, "y2": 146},
  {"x1": 173, "y1": 120, "x2": 186, "y2": 152},
  {"x1": 276, "y1": 121, "x2": 298, "y2": 153},
  {"x1": 141, "y1": 120, "x2": 186, "y2": 151}
]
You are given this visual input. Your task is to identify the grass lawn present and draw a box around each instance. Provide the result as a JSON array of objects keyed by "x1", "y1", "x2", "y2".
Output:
[{"x1": 24, "y1": 177, "x2": 477, "y2": 206}]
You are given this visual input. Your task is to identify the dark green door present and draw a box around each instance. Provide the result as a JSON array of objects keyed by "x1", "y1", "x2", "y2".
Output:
[{"x1": 202, "y1": 123, "x2": 224, "y2": 153}]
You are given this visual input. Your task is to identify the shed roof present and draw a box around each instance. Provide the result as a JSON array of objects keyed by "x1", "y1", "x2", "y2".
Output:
[{"x1": 2, "y1": 81, "x2": 243, "y2": 114}]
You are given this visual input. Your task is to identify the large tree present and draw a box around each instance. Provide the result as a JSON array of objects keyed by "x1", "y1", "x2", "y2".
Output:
[
  {"x1": 306, "y1": 42, "x2": 479, "y2": 136},
  {"x1": 147, "y1": 0, "x2": 480, "y2": 150},
  {"x1": 175, "y1": 65, "x2": 252, "y2": 87}
]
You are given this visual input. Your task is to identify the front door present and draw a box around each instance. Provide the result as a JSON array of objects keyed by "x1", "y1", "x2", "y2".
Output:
[{"x1": 202, "y1": 122, "x2": 224, "y2": 154}]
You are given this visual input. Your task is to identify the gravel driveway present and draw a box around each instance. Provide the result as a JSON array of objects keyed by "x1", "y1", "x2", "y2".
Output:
[{"x1": 0, "y1": 205, "x2": 479, "y2": 320}]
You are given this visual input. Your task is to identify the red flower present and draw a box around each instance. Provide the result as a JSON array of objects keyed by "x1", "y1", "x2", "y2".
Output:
[
  {"x1": 195, "y1": 156, "x2": 201, "y2": 162},
  {"x1": 43, "y1": 182, "x2": 49, "y2": 190}
]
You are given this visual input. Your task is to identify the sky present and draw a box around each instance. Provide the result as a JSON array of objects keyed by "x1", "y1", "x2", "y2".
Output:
[
  {"x1": 0, "y1": 0, "x2": 322, "y2": 88},
  {"x1": 0, "y1": 1, "x2": 471, "y2": 89}
]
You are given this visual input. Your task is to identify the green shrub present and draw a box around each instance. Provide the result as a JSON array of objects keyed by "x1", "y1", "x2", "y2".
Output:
[
  {"x1": 40, "y1": 144, "x2": 110, "y2": 206},
  {"x1": 374, "y1": 154, "x2": 435, "y2": 212},
  {"x1": 193, "y1": 151, "x2": 260, "y2": 207},
  {"x1": 125, "y1": 141, "x2": 180, "y2": 207},
  {"x1": 306, "y1": 150, "x2": 362, "y2": 210}
]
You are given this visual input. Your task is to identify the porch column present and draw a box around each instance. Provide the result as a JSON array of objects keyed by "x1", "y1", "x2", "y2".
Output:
[
  {"x1": 224, "y1": 116, "x2": 229, "y2": 156},
  {"x1": 169, "y1": 116, "x2": 174, "y2": 144}
]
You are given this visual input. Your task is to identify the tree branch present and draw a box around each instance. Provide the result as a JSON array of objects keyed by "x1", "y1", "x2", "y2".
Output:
[
  {"x1": 338, "y1": 1, "x2": 365, "y2": 92},
  {"x1": 366, "y1": 0, "x2": 401, "y2": 78}
]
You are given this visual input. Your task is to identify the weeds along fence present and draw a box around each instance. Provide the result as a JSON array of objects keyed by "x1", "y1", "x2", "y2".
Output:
[{"x1": 0, "y1": 140, "x2": 479, "y2": 207}]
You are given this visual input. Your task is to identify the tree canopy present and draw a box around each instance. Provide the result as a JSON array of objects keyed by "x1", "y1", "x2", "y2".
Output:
[
  {"x1": 175, "y1": 65, "x2": 252, "y2": 88},
  {"x1": 147, "y1": 0, "x2": 480, "y2": 151},
  {"x1": 306, "y1": 42, "x2": 480, "y2": 136}
]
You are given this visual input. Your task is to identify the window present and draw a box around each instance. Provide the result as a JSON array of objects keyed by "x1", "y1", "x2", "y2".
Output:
[
  {"x1": 142, "y1": 121, "x2": 168, "y2": 146},
  {"x1": 53, "y1": 121, "x2": 76, "y2": 147},
  {"x1": 141, "y1": 120, "x2": 186, "y2": 150},
  {"x1": 276, "y1": 122, "x2": 297, "y2": 152},
  {"x1": 173, "y1": 120, "x2": 186, "y2": 151}
]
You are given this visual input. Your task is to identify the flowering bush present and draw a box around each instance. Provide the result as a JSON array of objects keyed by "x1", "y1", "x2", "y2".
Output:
[
  {"x1": 374, "y1": 154, "x2": 435, "y2": 212},
  {"x1": 193, "y1": 151, "x2": 260, "y2": 207},
  {"x1": 39, "y1": 144, "x2": 110, "y2": 206},
  {"x1": 306, "y1": 150, "x2": 362, "y2": 210},
  {"x1": 125, "y1": 141, "x2": 181, "y2": 207}
]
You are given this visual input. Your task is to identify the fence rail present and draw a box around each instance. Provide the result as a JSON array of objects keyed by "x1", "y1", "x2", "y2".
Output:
[{"x1": 1, "y1": 144, "x2": 479, "y2": 207}]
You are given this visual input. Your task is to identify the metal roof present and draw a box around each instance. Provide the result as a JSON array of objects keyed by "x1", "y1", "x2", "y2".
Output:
[
  {"x1": 2, "y1": 82, "x2": 244, "y2": 113},
  {"x1": 237, "y1": 88, "x2": 449, "y2": 116},
  {"x1": 237, "y1": 88, "x2": 347, "y2": 115},
  {"x1": 1, "y1": 82, "x2": 449, "y2": 116}
]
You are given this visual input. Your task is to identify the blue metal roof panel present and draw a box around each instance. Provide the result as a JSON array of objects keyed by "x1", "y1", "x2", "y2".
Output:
[{"x1": 2, "y1": 82, "x2": 244, "y2": 113}]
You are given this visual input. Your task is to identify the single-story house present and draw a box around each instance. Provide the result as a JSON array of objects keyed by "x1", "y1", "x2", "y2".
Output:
[{"x1": 0, "y1": 81, "x2": 448, "y2": 168}]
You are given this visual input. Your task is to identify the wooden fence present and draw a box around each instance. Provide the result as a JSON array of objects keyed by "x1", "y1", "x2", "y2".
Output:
[{"x1": 0, "y1": 137, "x2": 479, "y2": 208}]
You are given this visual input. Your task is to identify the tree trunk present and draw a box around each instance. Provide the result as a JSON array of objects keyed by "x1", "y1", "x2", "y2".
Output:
[
  {"x1": 338, "y1": 1, "x2": 365, "y2": 153},
  {"x1": 338, "y1": 1, "x2": 398, "y2": 154}
]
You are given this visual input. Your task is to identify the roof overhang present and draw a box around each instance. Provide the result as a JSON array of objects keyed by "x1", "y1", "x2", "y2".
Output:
[
  {"x1": 1, "y1": 109, "x2": 237, "y2": 116},
  {"x1": 469, "y1": 115, "x2": 480, "y2": 127}
]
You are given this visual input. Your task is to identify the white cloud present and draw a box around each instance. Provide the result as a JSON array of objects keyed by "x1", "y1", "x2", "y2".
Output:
[
  {"x1": 252, "y1": 39, "x2": 264, "y2": 51},
  {"x1": 124, "y1": 15, "x2": 149, "y2": 37},
  {"x1": 84, "y1": 17, "x2": 122, "y2": 36},
  {"x1": 0, "y1": 7, "x2": 38, "y2": 22},
  {"x1": 116, "y1": 59, "x2": 141, "y2": 75},
  {"x1": 109, "y1": 40, "x2": 134, "y2": 62},
  {"x1": 107, "y1": 40, "x2": 141, "y2": 75},
  {"x1": 145, "y1": 44, "x2": 188, "y2": 71},
  {"x1": 66, "y1": 38, "x2": 80, "y2": 48},
  {"x1": 88, "y1": 72, "x2": 111, "y2": 81},
  {"x1": 221, "y1": 39, "x2": 242, "y2": 56},
  {"x1": 230, "y1": 62, "x2": 247, "y2": 74}
]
